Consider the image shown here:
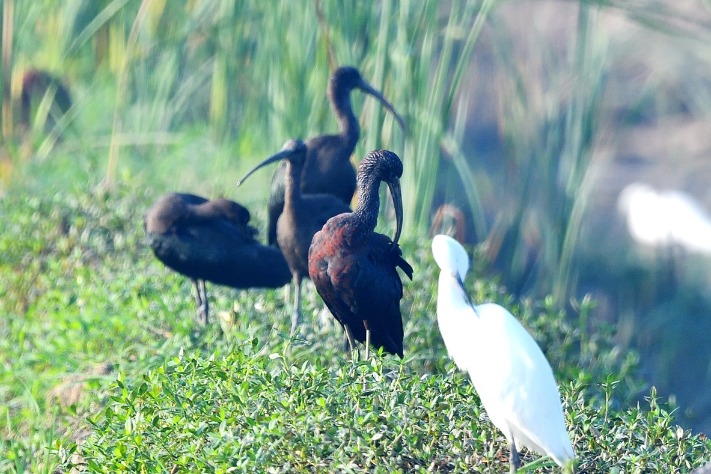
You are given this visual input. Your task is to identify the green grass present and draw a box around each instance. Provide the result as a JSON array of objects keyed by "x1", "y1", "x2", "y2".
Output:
[{"x1": 1, "y1": 187, "x2": 709, "y2": 472}]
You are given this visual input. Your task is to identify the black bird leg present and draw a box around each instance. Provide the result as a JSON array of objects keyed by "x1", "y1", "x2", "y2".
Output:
[
  {"x1": 192, "y1": 278, "x2": 201, "y2": 309},
  {"x1": 343, "y1": 325, "x2": 357, "y2": 357},
  {"x1": 200, "y1": 279, "x2": 209, "y2": 325},
  {"x1": 283, "y1": 284, "x2": 291, "y2": 309},
  {"x1": 509, "y1": 437, "x2": 520, "y2": 473},
  {"x1": 343, "y1": 326, "x2": 362, "y2": 361},
  {"x1": 290, "y1": 274, "x2": 302, "y2": 336},
  {"x1": 193, "y1": 279, "x2": 209, "y2": 325},
  {"x1": 342, "y1": 333, "x2": 352, "y2": 353},
  {"x1": 363, "y1": 320, "x2": 372, "y2": 359}
]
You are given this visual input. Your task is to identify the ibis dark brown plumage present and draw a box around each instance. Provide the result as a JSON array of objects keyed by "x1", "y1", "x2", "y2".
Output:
[
  {"x1": 19, "y1": 69, "x2": 72, "y2": 134},
  {"x1": 308, "y1": 150, "x2": 413, "y2": 358},
  {"x1": 238, "y1": 139, "x2": 351, "y2": 335},
  {"x1": 266, "y1": 66, "x2": 405, "y2": 245},
  {"x1": 144, "y1": 192, "x2": 291, "y2": 324}
]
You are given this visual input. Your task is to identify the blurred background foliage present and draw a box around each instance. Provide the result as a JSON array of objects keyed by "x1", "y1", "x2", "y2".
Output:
[{"x1": 2, "y1": 0, "x2": 711, "y2": 436}]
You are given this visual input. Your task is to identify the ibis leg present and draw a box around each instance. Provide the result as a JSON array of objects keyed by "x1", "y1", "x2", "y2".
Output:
[
  {"x1": 509, "y1": 438, "x2": 520, "y2": 473},
  {"x1": 193, "y1": 279, "x2": 209, "y2": 325},
  {"x1": 363, "y1": 320, "x2": 371, "y2": 360},
  {"x1": 342, "y1": 333, "x2": 350, "y2": 352},
  {"x1": 289, "y1": 274, "x2": 302, "y2": 336},
  {"x1": 343, "y1": 324, "x2": 358, "y2": 358},
  {"x1": 283, "y1": 282, "x2": 291, "y2": 308},
  {"x1": 192, "y1": 279, "x2": 202, "y2": 307},
  {"x1": 201, "y1": 280, "x2": 209, "y2": 325}
]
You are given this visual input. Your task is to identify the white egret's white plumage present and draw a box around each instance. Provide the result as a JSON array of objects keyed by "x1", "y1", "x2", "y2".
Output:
[
  {"x1": 618, "y1": 182, "x2": 711, "y2": 254},
  {"x1": 432, "y1": 234, "x2": 574, "y2": 472}
]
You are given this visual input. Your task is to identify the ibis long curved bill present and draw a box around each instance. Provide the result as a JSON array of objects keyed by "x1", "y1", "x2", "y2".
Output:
[
  {"x1": 358, "y1": 78, "x2": 406, "y2": 133},
  {"x1": 388, "y1": 178, "x2": 403, "y2": 245},
  {"x1": 238, "y1": 150, "x2": 289, "y2": 187},
  {"x1": 237, "y1": 141, "x2": 304, "y2": 186}
]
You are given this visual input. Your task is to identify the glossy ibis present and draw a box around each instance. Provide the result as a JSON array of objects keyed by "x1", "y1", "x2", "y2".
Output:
[
  {"x1": 145, "y1": 192, "x2": 291, "y2": 324},
  {"x1": 238, "y1": 139, "x2": 351, "y2": 335},
  {"x1": 431, "y1": 234, "x2": 575, "y2": 472},
  {"x1": 308, "y1": 150, "x2": 413, "y2": 358},
  {"x1": 20, "y1": 69, "x2": 72, "y2": 134},
  {"x1": 431, "y1": 203, "x2": 467, "y2": 244},
  {"x1": 266, "y1": 66, "x2": 406, "y2": 245}
]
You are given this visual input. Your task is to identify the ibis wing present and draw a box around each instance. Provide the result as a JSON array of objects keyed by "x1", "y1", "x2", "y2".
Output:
[
  {"x1": 349, "y1": 234, "x2": 408, "y2": 355},
  {"x1": 308, "y1": 227, "x2": 408, "y2": 357},
  {"x1": 308, "y1": 227, "x2": 355, "y2": 328},
  {"x1": 389, "y1": 242, "x2": 413, "y2": 280}
]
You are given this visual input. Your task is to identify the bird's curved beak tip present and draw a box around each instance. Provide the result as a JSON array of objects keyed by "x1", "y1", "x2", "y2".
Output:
[
  {"x1": 361, "y1": 80, "x2": 406, "y2": 134},
  {"x1": 389, "y1": 179, "x2": 403, "y2": 245},
  {"x1": 237, "y1": 150, "x2": 289, "y2": 186}
]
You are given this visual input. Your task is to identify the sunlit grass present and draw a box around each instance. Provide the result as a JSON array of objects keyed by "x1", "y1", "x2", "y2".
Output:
[{"x1": 1, "y1": 188, "x2": 709, "y2": 472}]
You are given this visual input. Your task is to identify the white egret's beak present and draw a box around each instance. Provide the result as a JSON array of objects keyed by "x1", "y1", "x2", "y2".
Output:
[{"x1": 452, "y1": 271, "x2": 479, "y2": 317}]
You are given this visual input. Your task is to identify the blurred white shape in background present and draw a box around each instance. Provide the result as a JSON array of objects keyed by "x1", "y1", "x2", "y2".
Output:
[{"x1": 618, "y1": 182, "x2": 711, "y2": 255}]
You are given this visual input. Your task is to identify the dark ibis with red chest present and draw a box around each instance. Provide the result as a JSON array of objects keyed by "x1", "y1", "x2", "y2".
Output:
[
  {"x1": 145, "y1": 192, "x2": 291, "y2": 324},
  {"x1": 266, "y1": 66, "x2": 406, "y2": 245},
  {"x1": 308, "y1": 150, "x2": 413, "y2": 358},
  {"x1": 238, "y1": 139, "x2": 351, "y2": 335}
]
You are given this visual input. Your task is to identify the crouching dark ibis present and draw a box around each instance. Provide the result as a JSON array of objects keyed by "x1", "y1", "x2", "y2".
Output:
[
  {"x1": 238, "y1": 139, "x2": 351, "y2": 335},
  {"x1": 144, "y1": 192, "x2": 291, "y2": 324},
  {"x1": 20, "y1": 69, "x2": 72, "y2": 134},
  {"x1": 308, "y1": 150, "x2": 413, "y2": 358},
  {"x1": 266, "y1": 66, "x2": 406, "y2": 245}
]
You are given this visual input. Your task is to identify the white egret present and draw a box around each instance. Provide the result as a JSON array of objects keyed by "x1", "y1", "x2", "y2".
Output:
[
  {"x1": 431, "y1": 234, "x2": 575, "y2": 473},
  {"x1": 618, "y1": 182, "x2": 711, "y2": 254}
]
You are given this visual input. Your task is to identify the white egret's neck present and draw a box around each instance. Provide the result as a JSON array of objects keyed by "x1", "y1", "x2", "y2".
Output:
[{"x1": 438, "y1": 272, "x2": 478, "y2": 316}]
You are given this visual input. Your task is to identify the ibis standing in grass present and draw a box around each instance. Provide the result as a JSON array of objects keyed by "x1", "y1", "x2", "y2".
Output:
[
  {"x1": 266, "y1": 66, "x2": 406, "y2": 246},
  {"x1": 144, "y1": 193, "x2": 292, "y2": 324},
  {"x1": 431, "y1": 234, "x2": 574, "y2": 472},
  {"x1": 238, "y1": 139, "x2": 351, "y2": 335},
  {"x1": 308, "y1": 150, "x2": 413, "y2": 358}
]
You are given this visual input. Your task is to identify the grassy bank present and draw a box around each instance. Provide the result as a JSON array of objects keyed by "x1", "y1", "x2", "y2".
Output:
[{"x1": 0, "y1": 187, "x2": 709, "y2": 472}]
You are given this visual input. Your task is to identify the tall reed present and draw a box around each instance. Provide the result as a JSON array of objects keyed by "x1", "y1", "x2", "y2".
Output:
[
  {"x1": 6, "y1": 0, "x2": 711, "y2": 294},
  {"x1": 1, "y1": 0, "x2": 14, "y2": 142}
]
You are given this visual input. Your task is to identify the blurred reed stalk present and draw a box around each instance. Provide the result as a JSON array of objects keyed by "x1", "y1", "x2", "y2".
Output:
[
  {"x1": 2, "y1": 0, "x2": 14, "y2": 142},
  {"x1": 6, "y1": 0, "x2": 496, "y2": 227},
  {"x1": 106, "y1": 0, "x2": 153, "y2": 190},
  {"x1": 383, "y1": 0, "x2": 496, "y2": 238},
  {"x1": 6, "y1": 0, "x2": 710, "y2": 308},
  {"x1": 552, "y1": 4, "x2": 607, "y2": 304},
  {"x1": 479, "y1": 2, "x2": 608, "y2": 304}
]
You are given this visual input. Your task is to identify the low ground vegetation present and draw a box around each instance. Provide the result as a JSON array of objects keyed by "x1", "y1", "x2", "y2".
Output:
[{"x1": 1, "y1": 187, "x2": 709, "y2": 472}]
